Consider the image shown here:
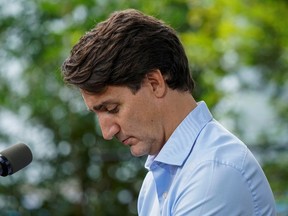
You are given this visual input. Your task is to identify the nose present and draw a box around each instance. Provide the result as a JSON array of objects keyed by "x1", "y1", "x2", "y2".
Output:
[{"x1": 97, "y1": 114, "x2": 120, "y2": 140}]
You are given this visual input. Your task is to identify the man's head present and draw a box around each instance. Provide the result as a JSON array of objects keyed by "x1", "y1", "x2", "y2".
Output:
[
  {"x1": 61, "y1": 9, "x2": 197, "y2": 157},
  {"x1": 62, "y1": 9, "x2": 194, "y2": 94}
]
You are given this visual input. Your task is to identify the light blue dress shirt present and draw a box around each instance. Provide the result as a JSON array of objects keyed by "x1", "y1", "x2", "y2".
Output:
[{"x1": 138, "y1": 101, "x2": 276, "y2": 216}]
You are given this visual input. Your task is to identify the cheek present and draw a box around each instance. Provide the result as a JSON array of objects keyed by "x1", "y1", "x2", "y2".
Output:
[
  {"x1": 121, "y1": 93, "x2": 159, "y2": 133},
  {"x1": 121, "y1": 109, "x2": 155, "y2": 133},
  {"x1": 133, "y1": 113, "x2": 159, "y2": 137}
]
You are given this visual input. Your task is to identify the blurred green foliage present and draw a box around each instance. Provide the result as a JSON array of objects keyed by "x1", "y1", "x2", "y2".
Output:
[{"x1": 0, "y1": 0, "x2": 287, "y2": 215}]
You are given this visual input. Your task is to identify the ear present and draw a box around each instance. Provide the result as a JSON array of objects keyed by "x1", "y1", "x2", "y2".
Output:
[{"x1": 146, "y1": 69, "x2": 167, "y2": 98}]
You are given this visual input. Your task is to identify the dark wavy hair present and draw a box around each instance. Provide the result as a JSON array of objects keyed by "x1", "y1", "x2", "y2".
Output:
[{"x1": 61, "y1": 9, "x2": 194, "y2": 94}]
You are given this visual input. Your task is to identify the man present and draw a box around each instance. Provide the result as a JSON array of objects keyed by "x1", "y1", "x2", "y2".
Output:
[{"x1": 61, "y1": 9, "x2": 276, "y2": 215}]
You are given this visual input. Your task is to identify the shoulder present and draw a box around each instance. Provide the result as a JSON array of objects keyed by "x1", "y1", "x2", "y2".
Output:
[{"x1": 168, "y1": 120, "x2": 276, "y2": 215}]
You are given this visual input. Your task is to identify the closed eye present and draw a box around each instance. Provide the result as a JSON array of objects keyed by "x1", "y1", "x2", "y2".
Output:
[
  {"x1": 106, "y1": 105, "x2": 119, "y2": 114},
  {"x1": 91, "y1": 101, "x2": 119, "y2": 114}
]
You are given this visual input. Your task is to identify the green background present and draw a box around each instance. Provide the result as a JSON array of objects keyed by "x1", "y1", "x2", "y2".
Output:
[{"x1": 0, "y1": 0, "x2": 287, "y2": 215}]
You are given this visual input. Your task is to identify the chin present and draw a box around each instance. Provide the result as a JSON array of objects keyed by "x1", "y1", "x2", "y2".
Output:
[{"x1": 130, "y1": 148, "x2": 148, "y2": 157}]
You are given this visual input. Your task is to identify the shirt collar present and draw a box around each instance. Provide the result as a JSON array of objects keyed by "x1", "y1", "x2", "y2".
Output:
[{"x1": 145, "y1": 101, "x2": 213, "y2": 169}]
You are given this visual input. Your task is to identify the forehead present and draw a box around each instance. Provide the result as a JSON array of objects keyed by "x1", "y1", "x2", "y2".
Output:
[{"x1": 81, "y1": 86, "x2": 133, "y2": 108}]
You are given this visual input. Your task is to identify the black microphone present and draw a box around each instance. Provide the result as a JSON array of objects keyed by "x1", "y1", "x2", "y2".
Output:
[{"x1": 0, "y1": 143, "x2": 33, "y2": 176}]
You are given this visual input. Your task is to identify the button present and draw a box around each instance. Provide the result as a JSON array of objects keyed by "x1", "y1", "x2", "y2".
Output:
[{"x1": 162, "y1": 192, "x2": 168, "y2": 199}]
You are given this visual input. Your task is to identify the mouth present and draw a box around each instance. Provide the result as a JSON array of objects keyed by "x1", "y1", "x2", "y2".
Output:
[
  {"x1": 122, "y1": 138, "x2": 129, "y2": 145},
  {"x1": 121, "y1": 137, "x2": 132, "y2": 146}
]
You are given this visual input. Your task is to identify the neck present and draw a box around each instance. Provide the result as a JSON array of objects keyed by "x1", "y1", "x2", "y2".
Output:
[{"x1": 161, "y1": 90, "x2": 197, "y2": 143}]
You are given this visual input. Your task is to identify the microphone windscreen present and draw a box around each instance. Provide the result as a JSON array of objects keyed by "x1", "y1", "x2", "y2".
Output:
[{"x1": 0, "y1": 143, "x2": 33, "y2": 174}]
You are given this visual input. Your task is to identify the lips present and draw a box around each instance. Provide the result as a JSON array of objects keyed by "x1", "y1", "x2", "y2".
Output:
[
  {"x1": 122, "y1": 137, "x2": 133, "y2": 146},
  {"x1": 122, "y1": 138, "x2": 130, "y2": 145}
]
